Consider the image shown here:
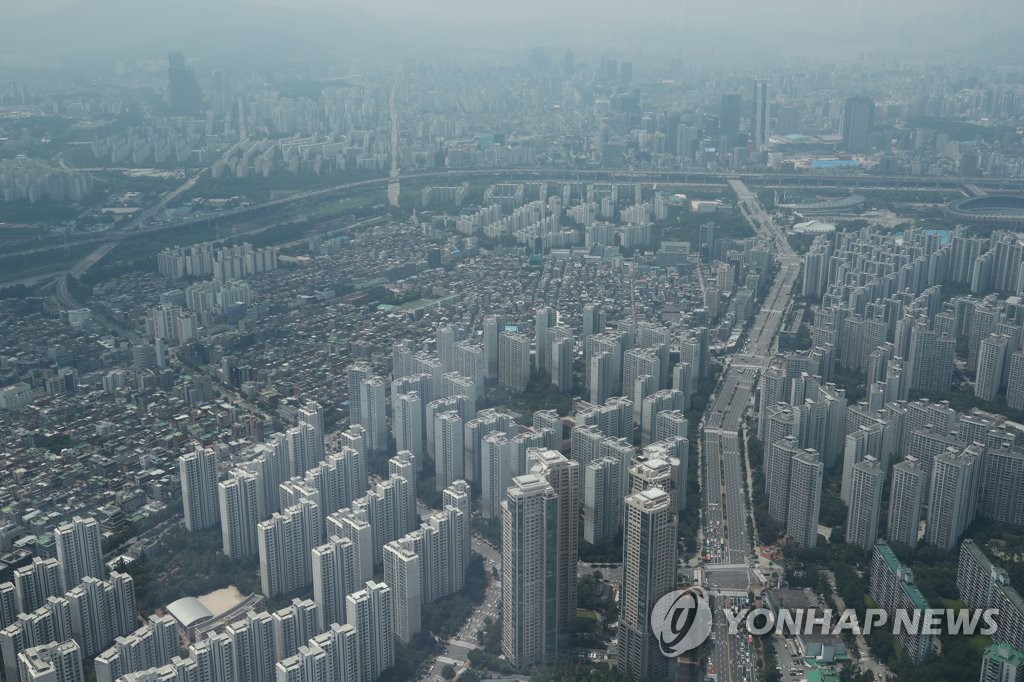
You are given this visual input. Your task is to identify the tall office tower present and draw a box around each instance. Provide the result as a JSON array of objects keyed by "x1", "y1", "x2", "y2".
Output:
[
  {"x1": 584, "y1": 457, "x2": 623, "y2": 544},
  {"x1": 619, "y1": 487, "x2": 677, "y2": 682},
  {"x1": 887, "y1": 456, "x2": 925, "y2": 549},
  {"x1": 218, "y1": 470, "x2": 260, "y2": 559},
  {"x1": 326, "y1": 508, "x2": 373, "y2": 585},
  {"x1": 977, "y1": 334, "x2": 1010, "y2": 401},
  {"x1": 1008, "y1": 352, "x2": 1024, "y2": 411},
  {"x1": 589, "y1": 352, "x2": 614, "y2": 406},
  {"x1": 17, "y1": 640, "x2": 83, "y2": 682},
  {"x1": 654, "y1": 410, "x2": 688, "y2": 443},
  {"x1": 436, "y1": 325, "x2": 457, "y2": 372},
  {"x1": 720, "y1": 92, "x2": 742, "y2": 143},
  {"x1": 753, "y1": 79, "x2": 770, "y2": 154},
  {"x1": 550, "y1": 333, "x2": 574, "y2": 393},
  {"x1": 13, "y1": 558, "x2": 62, "y2": 615},
  {"x1": 54, "y1": 516, "x2": 104, "y2": 593},
  {"x1": 530, "y1": 450, "x2": 580, "y2": 632},
  {"x1": 581, "y1": 304, "x2": 605, "y2": 346},
  {"x1": 383, "y1": 541, "x2": 422, "y2": 645},
  {"x1": 258, "y1": 500, "x2": 319, "y2": 597},
  {"x1": 499, "y1": 332, "x2": 531, "y2": 393},
  {"x1": 845, "y1": 456, "x2": 884, "y2": 551},
  {"x1": 392, "y1": 341, "x2": 414, "y2": 381},
  {"x1": 786, "y1": 449, "x2": 823, "y2": 549},
  {"x1": 346, "y1": 581, "x2": 394, "y2": 682},
  {"x1": 980, "y1": 643, "x2": 1024, "y2": 682},
  {"x1": 982, "y1": 446, "x2": 1024, "y2": 526},
  {"x1": 534, "y1": 307, "x2": 557, "y2": 370},
  {"x1": 167, "y1": 52, "x2": 202, "y2": 116},
  {"x1": 483, "y1": 315, "x2": 502, "y2": 381},
  {"x1": 346, "y1": 362, "x2": 373, "y2": 427},
  {"x1": 481, "y1": 432, "x2": 513, "y2": 519},
  {"x1": 927, "y1": 443, "x2": 984, "y2": 552},
  {"x1": 311, "y1": 536, "x2": 359, "y2": 632},
  {"x1": 179, "y1": 447, "x2": 219, "y2": 532},
  {"x1": 272, "y1": 598, "x2": 318, "y2": 662},
  {"x1": 453, "y1": 341, "x2": 485, "y2": 398},
  {"x1": 841, "y1": 96, "x2": 876, "y2": 152},
  {"x1": 359, "y1": 377, "x2": 388, "y2": 454},
  {"x1": 297, "y1": 401, "x2": 326, "y2": 466},
  {"x1": 501, "y1": 474, "x2": 559, "y2": 668},
  {"x1": 389, "y1": 451, "x2": 418, "y2": 533},
  {"x1": 909, "y1": 317, "x2": 954, "y2": 391},
  {"x1": 434, "y1": 411, "x2": 465, "y2": 490}
]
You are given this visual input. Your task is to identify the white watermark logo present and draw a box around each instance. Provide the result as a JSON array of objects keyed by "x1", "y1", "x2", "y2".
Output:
[
  {"x1": 651, "y1": 595, "x2": 1001, "y2": 659},
  {"x1": 650, "y1": 586, "x2": 714, "y2": 656},
  {"x1": 722, "y1": 607, "x2": 1000, "y2": 637}
]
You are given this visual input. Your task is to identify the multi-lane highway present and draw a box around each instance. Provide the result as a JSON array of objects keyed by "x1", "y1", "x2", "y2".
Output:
[{"x1": 702, "y1": 180, "x2": 801, "y2": 682}]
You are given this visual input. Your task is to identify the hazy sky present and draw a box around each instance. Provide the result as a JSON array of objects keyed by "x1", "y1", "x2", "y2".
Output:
[{"x1": 2, "y1": 0, "x2": 1023, "y2": 61}]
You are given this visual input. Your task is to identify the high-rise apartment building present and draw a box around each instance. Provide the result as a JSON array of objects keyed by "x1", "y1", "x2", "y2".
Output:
[
  {"x1": 619, "y1": 487, "x2": 677, "y2": 682},
  {"x1": 927, "y1": 443, "x2": 984, "y2": 552},
  {"x1": 583, "y1": 457, "x2": 622, "y2": 545},
  {"x1": 346, "y1": 581, "x2": 394, "y2": 682},
  {"x1": 258, "y1": 500, "x2": 320, "y2": 598},
  {"x1": 311, "y1": 536, "x2": 359, "y2": 632},
  {"x1": 530, "y1": 450, "x2": 579, "y2": 632},
  {"x1": 499, "y1": 332, "x2": 531, "y2": 393},
  {"x1": 218, "y1": 469, "x2": 260, "y2": 559},
  {"x1": 54, "y1": 516, "x2": 105, "y2": 593},
  {"x1": 501, "y1": 474, "x2": 560, "y2": 668},
  {"x1": 179, "y1": 447, "x2": 219, "y2": 532},
  {"x1": 382, "y1": 541, "x2": 422, "y2": 644},
  {"x1": 846, "y1": 456, "x2": 884, "y2": 551},
  {"x1": 888, "y1": 456, "x2": 925, "y2": 548},
  {"x1": 786, "y1": 450, "x2": 823, "y2": 549},
  {"x1": 434, "y1": 411, "x2": 465, "y2": 490}
]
